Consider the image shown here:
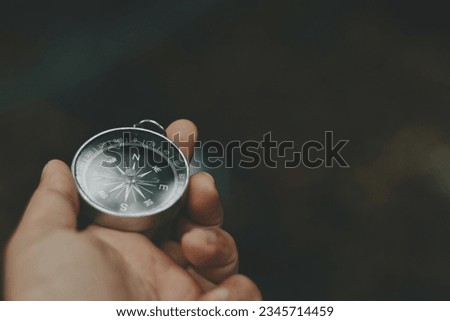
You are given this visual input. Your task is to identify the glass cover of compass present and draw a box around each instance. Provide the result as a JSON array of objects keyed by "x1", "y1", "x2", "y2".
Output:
[{"x1": 71, "y1": 123, "x2": 189, "y2": 231}]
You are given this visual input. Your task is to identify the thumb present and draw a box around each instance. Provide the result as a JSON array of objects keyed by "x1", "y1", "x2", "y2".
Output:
[{"x1": 19, "y1": 159, "x2": 80, "y2": 232}]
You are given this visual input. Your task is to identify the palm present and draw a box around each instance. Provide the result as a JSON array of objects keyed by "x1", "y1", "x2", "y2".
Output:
[{"x1": 83, "y1": 225, "x2": 201, "y2": 300}]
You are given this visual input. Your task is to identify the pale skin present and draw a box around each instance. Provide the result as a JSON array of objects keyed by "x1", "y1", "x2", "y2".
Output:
[{"x1": 4, "y1": 119, "x2": 261, "y2": 300}]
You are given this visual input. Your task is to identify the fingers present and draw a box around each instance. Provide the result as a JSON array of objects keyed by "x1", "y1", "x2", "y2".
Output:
[
  {"x1": 181, "y1": 227, "x2": 238, "y2": 284},
  {"x1": 19, "y1": 160, "x2": 79, "y2": 232},
  {"x1": 199, "y1": 274, "x2": 262, "y2": 300},
  {"x1": 166, "y1": 119, "x2": 197, "y2": 161},
  {"x1": 160, "y1": 239, "x2": 219, "y2": 291},
  {"x1": 185, "y1": 172, "x2": 223, "y2": 227},
  {"x1": 175, "y1": 171, "x2": 237, "y2": 284}
]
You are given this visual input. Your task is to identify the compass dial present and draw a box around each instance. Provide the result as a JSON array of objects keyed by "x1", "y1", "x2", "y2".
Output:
[{"x1": 72, "y1": 127, "x2": 189, "y2": 217}]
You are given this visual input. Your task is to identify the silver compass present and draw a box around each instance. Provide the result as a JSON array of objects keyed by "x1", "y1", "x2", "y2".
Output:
[{"x1": 71, "y1": 120, "x2": 189, "y2": 234}]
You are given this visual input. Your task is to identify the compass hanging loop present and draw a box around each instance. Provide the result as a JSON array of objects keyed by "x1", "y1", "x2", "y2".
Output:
[{"x1": 133, "y1": 119, "x2": 166, "y2": 136}]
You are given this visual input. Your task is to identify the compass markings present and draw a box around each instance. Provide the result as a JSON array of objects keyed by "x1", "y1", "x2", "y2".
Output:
[
  {"x1": 132, "y1": 185, "x2": 146, "y2": 199},
  {"x1": 136, "y1": 181, "x2": 156, "y2": 187},
  {"x1": 105, "y1": 167, "x2": 118, "y2": 175},
  {"x1": 116, "y1": 166, "x2": 126, "y2": 175},
  {"x1": 114, "y1": 186, "x2": 126, "y2": 199},
  {"x1": 135, "y1": 184, "x2": 154, "y2": 194},
  {"x1": 135, "y1": 166, "x2": 144, "y2": 176},
  {"x1": 109, "y1": 182, "x2": 126, "y2": 193},
  {"x1": 138, "y1": 170, "x2": 152, "y2": 178},
  {"x1": 93, "y1": 155, "x2": 167, "y2": 203},
  {"x1": 132, "y1": 187, "x2": 137, "y2": 202},
  {"x1": 125, "y1": 184, "x2": 131, "y2": 202},
  {"x1": 101, "y1": 180, "x2": 125, "y2": 187},
  {"x1": 143, "y1": 199, "x2": 154, "y2": 207},
  {"x1": 159, "y1": 184, "x2": 169, "y2": 191},
  {"x1": 94, "y1": 175, "x2": 122, "y2": 181}
]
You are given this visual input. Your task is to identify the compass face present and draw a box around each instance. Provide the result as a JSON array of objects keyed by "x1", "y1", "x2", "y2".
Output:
[{"x1": 72, "y1": 127, "x2": 189, "y2": 217}]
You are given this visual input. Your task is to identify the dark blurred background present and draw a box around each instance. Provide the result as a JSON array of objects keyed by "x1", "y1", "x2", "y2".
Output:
[{"x1": 1, "y1": 0, "x2": 450, "y2": 300}]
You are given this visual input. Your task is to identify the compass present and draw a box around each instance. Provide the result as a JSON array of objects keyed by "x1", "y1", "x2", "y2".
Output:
[{"x1": 71, "y1": 120, "x2": 189, "y2": 234}]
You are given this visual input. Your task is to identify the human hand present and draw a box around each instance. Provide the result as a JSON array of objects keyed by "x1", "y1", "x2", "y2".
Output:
[{"x1": 4, "y1": 120, "x2": 261, "y2": 300}]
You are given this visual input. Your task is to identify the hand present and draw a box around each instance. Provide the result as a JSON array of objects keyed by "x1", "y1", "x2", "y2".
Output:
[{"x1": 4, "y1": 120, "x2": 261, "y2": 300}]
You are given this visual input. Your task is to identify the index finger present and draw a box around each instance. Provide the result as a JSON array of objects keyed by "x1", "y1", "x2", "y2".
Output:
[{"x1": 166, "y1": 119, "x2": 198, "y2": 162}]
